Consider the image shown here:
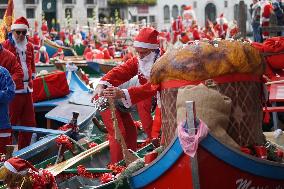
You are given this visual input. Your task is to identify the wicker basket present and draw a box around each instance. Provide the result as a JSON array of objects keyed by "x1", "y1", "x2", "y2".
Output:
[{"x1": 160, "y1": 80, "x2": 265, "y2": 147}]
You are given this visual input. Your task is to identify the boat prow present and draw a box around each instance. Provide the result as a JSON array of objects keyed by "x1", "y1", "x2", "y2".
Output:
[{"x1": 130, "y1": 133, "x2": 284, "y2": 189}]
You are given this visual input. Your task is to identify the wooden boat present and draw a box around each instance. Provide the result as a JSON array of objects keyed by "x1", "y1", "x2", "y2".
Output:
[
  {"x1": 48, "y1": 102, "x2": 284, "y2": 189},
  {"x1": 35, "y1": 63, "x2": 57, "y2": 73},
  {"x1": 54, "y1": 57, "x2": 121, "y2": 76},
  {"x1": 88, "y1": 58, "x2": 122, "y2": 74},
  {"x1": 43, "y1": 39, "x2": 77, "y2": 58}
]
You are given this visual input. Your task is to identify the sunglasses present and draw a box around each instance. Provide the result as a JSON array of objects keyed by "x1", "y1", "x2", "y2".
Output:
[{"x1": 15, "y1": 30, "x2": 27, "y2": 35}]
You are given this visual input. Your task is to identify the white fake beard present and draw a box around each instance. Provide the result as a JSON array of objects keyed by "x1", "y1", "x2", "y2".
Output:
[
  {"x1": 138, "y1": 51, "x2": 156, "y2": 80},
  {"x1": 74, "y1": 38, "x2": 82, "y2": 46},
  {"x1": 12, "y1": 34, "x2": 27, "y2": 52},
  {"x1": 184, "y1": 19, "x2": 193, "y2": 28}
]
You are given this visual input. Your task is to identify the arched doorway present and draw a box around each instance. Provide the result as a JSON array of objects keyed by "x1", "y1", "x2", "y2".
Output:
[
  {"x1": 205, "y1": 3, "x2": 216, "y2": 24},
  {"x1": 42, "y1": 0, "x2": 57, "y2": 30}
]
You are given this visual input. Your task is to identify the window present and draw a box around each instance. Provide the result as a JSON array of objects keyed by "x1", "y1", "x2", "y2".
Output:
[
  {"x1": 26, "y1": 8, "x2": 35, "y2": 18},
  {"x1": 65, "y1": 8, "x2": 72, "y2": 18},
  {"x1": 132, "y1": 16, "x2": 137, "y2": 23},
  {"x1": 64, "y1": 0, "x2": 73, "y2": 4},
  {"x1": 87, "y1": 8, "x2": 93, "y2": 18},
  {"x1": 25, "y1": 0, "x2": 35, "y2": 4},
  {"x1": 180, "y1": 5, "x2": 186, "y2": 16},
  {"x1": 0, "y1": 9, "x2": 5, "y2": 18},
  {"x1": 86, "y1": 0, "x2": 94, "y2": 4},
  {"x1": 193, "y1": 1, "x2": 197, "y2": 8},
  {"x1": 172, "y1": 5, "x2": 178, "y2": 19},
  {"x1": 224, "y1": 1, "x2": 228, "y2": 8},
  {"x1": 0, "y1": 0, "x2": 8, "y2": 4},
  {"x1": 163, "y1": 5, "x2": 170, "y2": 22},
  {"x1": 149, "y1": 15, "x2": 155, "y2": 23}
]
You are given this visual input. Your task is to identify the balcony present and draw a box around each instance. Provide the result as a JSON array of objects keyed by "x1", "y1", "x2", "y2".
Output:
[
  {"x1": 108, "y1": 0, "x2": 157, "y2": 6},
  {"x1": 86, "y1": 0, "x2": 96, "y2": 4},
  {"x1": 64, "y1": 0, "x2": 76, "y2": 4}
]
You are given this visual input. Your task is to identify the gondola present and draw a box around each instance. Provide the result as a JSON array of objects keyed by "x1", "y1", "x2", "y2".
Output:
[{"x1": 43, "y1": 39, "x2": 77, "y2": 58}]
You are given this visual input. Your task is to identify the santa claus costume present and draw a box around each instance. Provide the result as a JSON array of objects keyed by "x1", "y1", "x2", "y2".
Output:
[
  {"x1": 214, "y1": 13, "x2": 229, "y2": 39},
  {"x1": 182, "y1": 6, "x2": 200, "y2": 41},
  {"x1": 52, "y1": 47, "x2": 65, "y2": 59},
  {"x1": 0, "y1": 157, "x2": 57, "y2": 189},
  {"x1": 41, "y1": 20, "x2": 49, "y2": 39},
  {"x1": 0, "y1": 66, "x2": 15, "y2": 154},
  {"x1": 2, "y1": 17, "x2": 36, "y2": 150},
  {"x1": 201, "y1": 19, "x2": 217, "y2": 40},
  {"x1": 171, "y1": 16, "x2": 184, "y2": 44},
  {"x1": 95, "y1": 28, "x2": 160, "y2": 163},
  {"x1": 260, "y1": 0, "x2": 273, "y2": 40},
  {"x1": 35, "y1": 46, "x2": 50, "y2": 64}
]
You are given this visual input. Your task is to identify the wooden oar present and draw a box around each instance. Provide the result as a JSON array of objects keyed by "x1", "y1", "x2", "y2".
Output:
[
  {"x1": 265, "y1": 80, "x2": 284, "y2": 85},
  {"x1": 108, "y1": 98, "x2": 138, "y2": 166},
  {"x1": 264, "y1": 132, "x2": 284, "y2": 151},
  {"x1": 46, "y1": 141, "x2": 109, "y2": 176}
]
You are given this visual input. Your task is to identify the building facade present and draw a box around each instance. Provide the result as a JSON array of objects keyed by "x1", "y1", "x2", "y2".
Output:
[{"x1": 0, "y1": 0, "x2": 253, "y2": 32}]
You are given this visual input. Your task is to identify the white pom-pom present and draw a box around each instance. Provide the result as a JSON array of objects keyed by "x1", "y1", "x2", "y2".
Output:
[{"x1": 274, "y1": 129, "x2": 283, "y2": 138}]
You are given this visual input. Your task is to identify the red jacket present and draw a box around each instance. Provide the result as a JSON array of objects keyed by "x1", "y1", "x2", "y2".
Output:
[
  {"x1": 100, "y1": 57, "x2": 159, "y2": 105},
  {"x1": 214, "y1": 23, "x2": 228, "y2": 39},
  {"x1": 3, "y1": 34, "x2": 35, "y2": 93},
  {"x1": 35, "y1": 51, "x2": 50, "y2": 64},
  {"x1": 0, "y1": 45, "x2": 24, "y2": 90}
]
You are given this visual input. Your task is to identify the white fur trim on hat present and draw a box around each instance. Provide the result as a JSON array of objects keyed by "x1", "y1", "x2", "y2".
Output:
[
  {"x1": 40, "y1": 46, "x2": 46, "y2": 52},
  {"x1": 11, "y1": 24, "x2": 28, "y2": 31},
  {"x1": 4, "y1": 161, "x2": 28, "y2": 175},
  {"x1": 133, "y1": 41, "x2": 159, "y2": 49}
]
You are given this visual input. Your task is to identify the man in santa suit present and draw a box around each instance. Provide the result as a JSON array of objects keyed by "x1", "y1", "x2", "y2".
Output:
[
  {"x1": 0, "y1": 44, "x2": 24, "y2": 153},
  {"x1": 214, "y1": 13, "x2": 229, "y2": 39},
  {"x1": 2, "y1": 17, "x2": 36, "y2": 150},
  {"x1": 171, "y1": 16, "x2": 184, "y2": 44},
  {"x1": 41, "y1": 20, "x2": 49, "y2": 39},
  {"x1": 201, "y1": 19, "x2": 217, "y2": 40},
  {"x1": 260, "y1": 0, "x2": 273, "y2": 40},
  {"x1": 92, "y1": 27, "x2": 160, "y2": 163},
  {"x1": 182, "y1": 6, "x2": 200, "y2": 41},
  {"x1": 0, "y1": 66, "x2": 15, "y2": 154},
  {"x1": 35, "y1": 46, "x2": 50, "y2": 64},
  {"x1": 52, "y1": 47, "x2": 65, "y2": 60}
]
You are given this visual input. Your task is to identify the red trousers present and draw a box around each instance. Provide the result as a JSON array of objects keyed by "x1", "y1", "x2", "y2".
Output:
[
  {"x1": 137, "y1": 98, "x2": 153, "y2": 139},
  {"x1": 9, "y1": 93, "x2": 36, "y2": 150},
  {"x1": 0, "y1": 128, "x2": 12, "y2": 154},
  {"x1": 151, "y1": 107, "x2": 161, "y2": 139},
  {"x1": 100, "y1": 108, "x2": 137, "y2": 163}
]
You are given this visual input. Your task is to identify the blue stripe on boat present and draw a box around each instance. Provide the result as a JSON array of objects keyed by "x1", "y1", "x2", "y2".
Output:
[
  {"x1": 130, "y1": 136, "x2": 183, "y2": 188},
  {"x1": 13, "y1": 135, "x2": 58, "y2": 159}
]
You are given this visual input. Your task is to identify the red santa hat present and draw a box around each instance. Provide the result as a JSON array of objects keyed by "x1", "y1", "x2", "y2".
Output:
[
  {"x1": 4, "y1": 157, "x2": 37, "y2": 175},
  {"x1": 183, "y1": 6, "x2": 196, "y2": 18},
  {"x1": 11, "y1": 17, "x2": 29, "y2": 31},
  {"x1": 133, "y1": 27, "x2": 159, "y2": 49},
  {"x1": 58, "y1": 48, "x2": 63, "y2": 53},
  {"x1": 216, "y1": 13, "x2": 228, "y2": 24}
]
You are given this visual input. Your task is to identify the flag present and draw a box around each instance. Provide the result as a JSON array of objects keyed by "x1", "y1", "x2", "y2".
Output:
[{"x1": 0, "y1": 0, "x2": 14, "y2": 42}]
